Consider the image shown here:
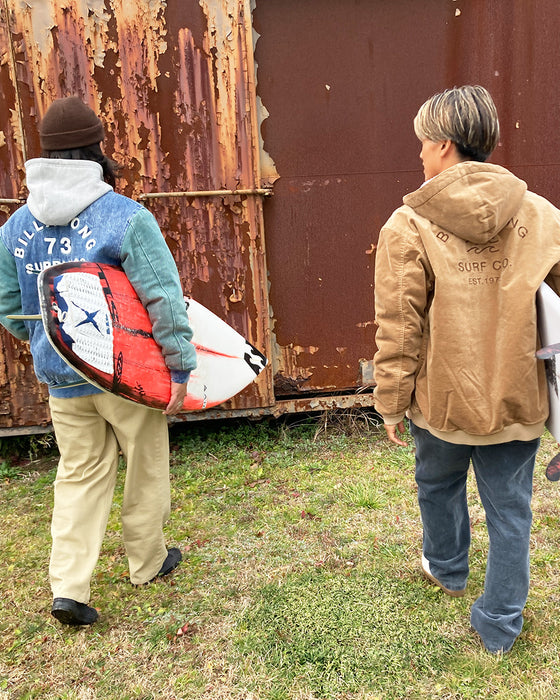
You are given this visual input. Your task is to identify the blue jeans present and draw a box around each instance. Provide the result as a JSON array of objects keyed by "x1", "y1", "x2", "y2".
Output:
[{"x1": 410, "y1": 421, "x2": 539, "y2": 653}]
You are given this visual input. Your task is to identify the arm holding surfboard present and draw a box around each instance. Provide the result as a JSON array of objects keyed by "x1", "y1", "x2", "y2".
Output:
[
  {"x1": 35, "y1": 261, "x2": 267, "y2": 413},
  {"x1": 536, "y1": 268, "x2": 560, "y2": 481},
  {"x1": 119, "y1": 206, "x2": 197, "y2": 414}
]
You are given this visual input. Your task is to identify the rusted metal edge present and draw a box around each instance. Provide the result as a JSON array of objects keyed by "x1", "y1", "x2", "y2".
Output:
[
  {"x1": 169, "y1": 391, "x2": 378, "y2": 422},
  {"x1": 2, "y1": 0, "x2": 27, "y2": 165},
  {"x1": 0, "y1": 392, "x2": 378, "y2": 435},
  {"x1": 138, "y1": 188, "x2": 273, "y2": 200},
  {"x1": 0, "y1": 424, "x2": 52, "y2": 437},
  {"x1": 0, "y1": 190, "x2": 273, "y2": 205}
]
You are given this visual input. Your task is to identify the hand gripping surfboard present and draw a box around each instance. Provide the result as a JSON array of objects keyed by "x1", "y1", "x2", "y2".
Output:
[{"x1": 30, "y1": 261, "x2": 267, "y2": 411}]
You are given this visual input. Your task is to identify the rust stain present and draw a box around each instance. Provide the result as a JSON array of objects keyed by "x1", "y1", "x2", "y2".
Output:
[
  {"x1": 167, "y1": 390, "x2": 377, "y2": 425},
  {"x1": 274, "y1": 343, "x2": 320, "y2": 394},
  {"x1": 0, "y1": 0, "x2": 275, "y2": 429}
]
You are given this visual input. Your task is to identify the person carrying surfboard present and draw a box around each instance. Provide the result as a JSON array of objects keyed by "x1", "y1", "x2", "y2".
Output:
[
  {"x1": 373, "y1": 85, "x2": 560, "y2": 654},
  {"x1": 0, "y1": 97, "x2": 198, "y2": 626}
]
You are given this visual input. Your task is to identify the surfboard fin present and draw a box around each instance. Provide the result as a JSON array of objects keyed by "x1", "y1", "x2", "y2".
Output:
[{"x1": 536, "y1": 343, "x2": 560, "y2": 360}]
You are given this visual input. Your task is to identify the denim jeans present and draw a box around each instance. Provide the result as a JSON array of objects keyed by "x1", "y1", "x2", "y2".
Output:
[{"x1": 410, "y1": 421, "x2": 539, "y2": 653}]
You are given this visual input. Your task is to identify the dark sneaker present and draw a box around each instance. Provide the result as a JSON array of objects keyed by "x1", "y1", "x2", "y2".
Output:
[
  {"x1": 51, "y1": 598, "x2": 98, "y2": 625},
  {"x1": 546, "y1": 454, "x2": 560, "y2": 481},
  {"x1": 421, "y1": 555, "x2": 466, "y2": 597},
  {"x1": 151, "y1": 547, "x2": 182, "y2": 581}
]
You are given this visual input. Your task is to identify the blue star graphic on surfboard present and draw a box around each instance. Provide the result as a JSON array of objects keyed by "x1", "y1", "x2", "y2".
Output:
[{"x1": 72, "y1": 302, "x2": 102, "y2": 333}]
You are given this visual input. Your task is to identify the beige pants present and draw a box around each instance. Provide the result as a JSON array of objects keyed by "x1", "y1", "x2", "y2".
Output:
[{"x1": 48, "y1": 392, "x2": 170, "y2": 602}]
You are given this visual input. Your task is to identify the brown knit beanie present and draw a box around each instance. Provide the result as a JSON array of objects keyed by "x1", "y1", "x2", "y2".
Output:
[{"x1": 39, "y1": 96, "x2": 105, "y2": 151}]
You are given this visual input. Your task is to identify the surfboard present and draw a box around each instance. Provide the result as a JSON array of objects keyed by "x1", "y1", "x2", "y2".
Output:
[
  {"x1": 536, "y1": 281, "x2": 560, "y2": 481},
  {"x1": 34, "y1": 261, "x2": 267, "y2": 412}
]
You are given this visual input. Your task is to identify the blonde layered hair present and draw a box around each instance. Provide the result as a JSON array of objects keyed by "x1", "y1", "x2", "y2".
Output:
[{"x1": 413, "y1": 85, "x2": 500, "y2": 162}]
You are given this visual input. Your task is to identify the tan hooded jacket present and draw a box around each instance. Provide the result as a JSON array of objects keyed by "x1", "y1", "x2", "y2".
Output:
[{"x1": 373, "y1": 161, "x2": 560, "y2": 445}]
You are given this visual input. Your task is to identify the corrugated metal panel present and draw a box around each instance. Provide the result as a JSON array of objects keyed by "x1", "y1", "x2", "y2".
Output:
[
  {"x1": 253, "y1": 0, "x2": 560, "y2": 398},
  {"x1": 2, "y1": 0, "x2": 560, "y2": 431},
  {"x1": 0, "y1": 0, "x2": 273, "y2": 431}
]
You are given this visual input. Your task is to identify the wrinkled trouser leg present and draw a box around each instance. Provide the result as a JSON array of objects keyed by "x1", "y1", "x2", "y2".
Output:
[
  {"x1": 49, "y1": 393, "x2": 170, "y2": 601},
  {"x1": 49, "y1": 394, "x2": 120, "y2": 603},
  {"x1": 96, "y1": 394, "x2": 170, "y2": 584},
  {"x1": 470, "y1": 439, "x2": 538, "y2": 653},
  {"x1": 411, "y1": 421, "x2": 538, "y2": 653},
  {"x1": 411, "y1": 422, "x2": 471, "y2": 592}
]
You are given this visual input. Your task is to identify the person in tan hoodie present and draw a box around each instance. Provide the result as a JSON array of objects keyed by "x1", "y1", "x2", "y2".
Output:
[{"x1": 373, "y1": 85, "x2": 560, "y2": 654}]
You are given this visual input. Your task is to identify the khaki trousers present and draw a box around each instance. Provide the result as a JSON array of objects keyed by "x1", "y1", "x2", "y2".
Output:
[{"x1": 48, "y1": 392, "x2": 170, "y2": 602}]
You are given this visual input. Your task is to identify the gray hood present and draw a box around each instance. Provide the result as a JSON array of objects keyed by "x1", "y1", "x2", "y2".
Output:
[
  {"x1": 403, "y1": 161, "x2": 528, "y2": 244},
  {"x1": 25, "y1": 158, "x2": 113, "y2": 226}
]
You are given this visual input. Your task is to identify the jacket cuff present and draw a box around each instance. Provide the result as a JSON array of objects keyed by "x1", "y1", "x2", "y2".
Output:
[
  {"x1": 381, "y1": 413, "x2": 406, "y2": 426},
  {"x1": 170, "y1": 370, "x2": 191, "y2": 384}
]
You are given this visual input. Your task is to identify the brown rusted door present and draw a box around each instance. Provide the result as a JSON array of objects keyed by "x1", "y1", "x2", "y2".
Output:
[
  {"x1": 253, "y1": 0, "x2": 560, "y2": 399},
  {"x1": 0, "y1": 0, "x2": 273, "y2": 432}
]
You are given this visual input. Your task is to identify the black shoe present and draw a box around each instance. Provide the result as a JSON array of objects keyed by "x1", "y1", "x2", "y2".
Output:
[
  {"x1": 51, "y1": 598, "x2": 98, "y2": 626},
  {"x1": 152, "y1": 547, "x2": 182, "y2": 580}
]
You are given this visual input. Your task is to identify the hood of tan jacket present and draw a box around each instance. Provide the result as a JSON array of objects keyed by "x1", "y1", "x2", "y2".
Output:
[
  {"x1": 373, "y1": 160, "x2": 560, "y2": 444},
  {"x1": 402, "y1": 161, "x2": 528, "y2": 243}
]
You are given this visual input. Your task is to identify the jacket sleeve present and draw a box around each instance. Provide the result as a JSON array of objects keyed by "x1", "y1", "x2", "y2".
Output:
[
  {"x1": 121, "y1": 207, "x2": 197, "y2": 380},
  {"x1": 373, "y1": 217, "x2": 432, "y2": 424},
  {"x1": 0, "y1": 238, "x2": 28, "y2": 341}
]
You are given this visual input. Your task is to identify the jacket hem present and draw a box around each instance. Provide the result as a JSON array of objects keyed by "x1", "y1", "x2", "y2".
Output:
[
  {"x1": 408, "y1": 408, "x2": 545, "y2": 445},
  {"x1": 48, "y1": 383, "x2": 104, "y2": 399}
]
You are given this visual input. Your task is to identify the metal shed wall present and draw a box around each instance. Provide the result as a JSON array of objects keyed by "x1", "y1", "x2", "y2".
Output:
[
  {"x1": 254, "y1": 0, "x2": 560, "y2": 400},
  {"x1": 0, "y1": 0, "x2": 274, "y2": 432},
  {"x1": 1, "y1": 0, "x2": 560, "y2": 432}
]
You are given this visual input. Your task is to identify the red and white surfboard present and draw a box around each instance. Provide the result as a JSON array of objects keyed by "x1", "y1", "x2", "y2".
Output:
[{"x1": 37, "y1": 261, "x2": 267, "y2": 411}]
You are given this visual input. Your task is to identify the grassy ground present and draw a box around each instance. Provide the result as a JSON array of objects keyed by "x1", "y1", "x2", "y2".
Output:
[{"x1": 1, "y1": 411, "x2": 559, "y2": 699}]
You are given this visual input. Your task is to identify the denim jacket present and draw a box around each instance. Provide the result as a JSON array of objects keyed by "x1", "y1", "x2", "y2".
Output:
[{"x1": 0, "y1": 158, "x2": 197, "y2": 397}]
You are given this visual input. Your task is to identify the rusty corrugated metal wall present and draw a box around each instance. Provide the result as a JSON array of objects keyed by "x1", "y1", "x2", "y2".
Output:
[
  {"x1": 253, "y1": 0, "x2": 560, "y2": 402},
  {"x1": 0, "y1": 0, "x2": 275, "y2": 432},
  {"x1": 1, "y1": 0, "x2": 560, "y2": 432}
]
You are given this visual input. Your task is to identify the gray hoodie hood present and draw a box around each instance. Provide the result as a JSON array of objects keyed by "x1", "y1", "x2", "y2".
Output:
[
  {"x1": 402, "y1": 161, "x2": 528, "y2": 244},
  {"x1": 25, "y1": 158, "x2": 113, "y2": 226}
]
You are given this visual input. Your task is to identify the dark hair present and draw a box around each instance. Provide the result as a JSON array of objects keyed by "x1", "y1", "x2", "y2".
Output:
[{"x1": 41, "y1": 143, "x2": 119, "y2": 188}]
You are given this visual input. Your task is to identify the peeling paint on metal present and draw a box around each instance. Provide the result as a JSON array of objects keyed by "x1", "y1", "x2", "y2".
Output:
[
  {"x1": 275, "y1": 343, "x2": 320, "y2": 392},
  {"x1": 10, "y1": 0, "x2": 555, "y2": 431},
  {"x1": 0, "y1": 0, "x2": 276, "y2": 429},
  {"x1": 249, "y1": 0, "x2": 279, "y2": 186},
  {"x1": 254, "y1": 94, "x2": 279, "y2": 185}
]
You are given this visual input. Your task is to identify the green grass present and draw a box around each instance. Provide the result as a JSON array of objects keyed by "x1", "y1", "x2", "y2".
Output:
[
  {"x1": 235, "y1": 570, "x2": 458, "y2": 699},
  {"x1": 1, "y1": 413, "x2": 560, "y2": 699}
]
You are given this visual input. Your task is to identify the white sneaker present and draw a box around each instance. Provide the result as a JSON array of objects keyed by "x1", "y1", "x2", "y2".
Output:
[{"x1": 421, "y1": 554, "x2": 466, "y2": 597}]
